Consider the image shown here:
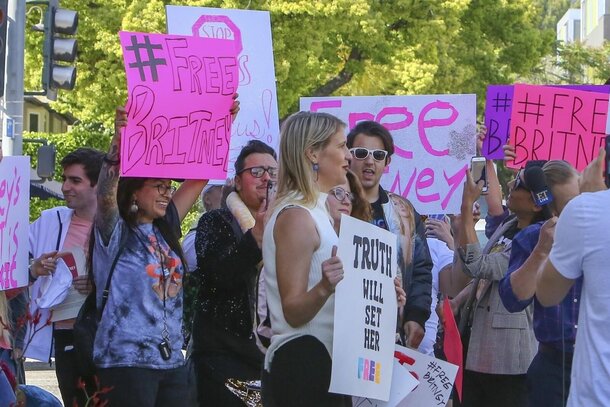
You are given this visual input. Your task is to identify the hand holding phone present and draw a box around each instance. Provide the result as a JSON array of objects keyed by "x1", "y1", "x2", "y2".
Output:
[
  {"x1": 470, "y1": 156, "x2": 488, "y2": 194},
  {"x1": 265, "y1": 181, "x2": 277, "y2": 211}
]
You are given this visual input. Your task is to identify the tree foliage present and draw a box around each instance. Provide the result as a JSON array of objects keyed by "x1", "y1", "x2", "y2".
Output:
[
  {"x1": 23, "y1": 0, "x2": 562, "y2": 221},
  {"x1": 24, "y1": 0, "x2": 555, "y2": 125}
]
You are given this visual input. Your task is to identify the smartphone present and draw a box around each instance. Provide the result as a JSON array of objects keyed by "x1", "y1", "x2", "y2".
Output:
[
  {"x1": 265, "y1": 181, "x2": 276, "y2": 211},
  {"x1": 470, "y1": 156, "x2": 488, "y2": 194},
  {"x1": 605, "y1": 136, "x2": 610, "y2": 188}
]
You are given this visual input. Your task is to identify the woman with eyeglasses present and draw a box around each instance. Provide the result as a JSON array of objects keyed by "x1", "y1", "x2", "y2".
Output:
[
  {"x1": 326, "y1": 169, "x2": 372, "y2": 234},
  {"x1": 90, "y1": 97, "x2": 240, "y2": 405},
  {"x1": 191, "y1": 140, "x2": 278, "y2": 406}
]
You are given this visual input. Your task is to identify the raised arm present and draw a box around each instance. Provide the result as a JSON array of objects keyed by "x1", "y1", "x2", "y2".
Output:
[
  {"x1": 172, "y1": 180, "x2": 208, "y2": 222},
  {"x1": 171, "y1": 93, "x2": 240, "y2": 221},
  {"x1": 476, "y1": 126, "x2": 503, "y2": 216},
  {"x1": 457, "y1": 171, "x2": 482, "y2": 249},
  {"x1": 96, "y1": 107, "x2": 125, "y2": 245}
]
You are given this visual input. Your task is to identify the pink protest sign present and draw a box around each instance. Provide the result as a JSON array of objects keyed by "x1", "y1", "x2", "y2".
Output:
[
  {"x1": 0, "y1": 156, "x2": 30, "y2": 290},
  {"x1": 119, "y1": 29, "x2": 240, "y2": 179},
  {"x1": 484, "y1": 84, "x2": 610, "y2": 160},
  {"x1": 508, "y1": 84, "x2": 609, "y2": 171}
]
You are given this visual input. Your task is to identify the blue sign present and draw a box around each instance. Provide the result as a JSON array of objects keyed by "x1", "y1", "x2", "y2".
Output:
[{"x1": 5, "y1": 116, "x2": 13, "y2": 139}]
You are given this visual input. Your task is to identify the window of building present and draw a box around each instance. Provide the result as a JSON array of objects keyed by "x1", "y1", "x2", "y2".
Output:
[
  {"x1": 28, "y1": 113, "x2": 40, "y2": 132},
  {"x1": 583, "y1": 0, "x2": 599, "y2": 36}
]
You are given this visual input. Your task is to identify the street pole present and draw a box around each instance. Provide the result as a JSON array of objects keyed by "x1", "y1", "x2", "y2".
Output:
[{"x1": 2, "y1": 0, "x2": 25, "y2": 156}]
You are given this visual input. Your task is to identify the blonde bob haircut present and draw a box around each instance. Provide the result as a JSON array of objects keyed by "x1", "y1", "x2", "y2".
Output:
[{"x1": 274, "y1": 111, "x2": 345, "y2": 209}]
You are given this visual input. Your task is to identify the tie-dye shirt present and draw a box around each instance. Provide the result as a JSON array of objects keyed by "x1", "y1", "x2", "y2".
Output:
[{"x1": 92, "y1": 205, "x2": 184, "y2": 369}]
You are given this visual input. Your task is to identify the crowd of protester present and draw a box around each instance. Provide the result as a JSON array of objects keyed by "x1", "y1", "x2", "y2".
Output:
[{"x1": 1, "y1": 94, "x2": 609, "y2": 407}]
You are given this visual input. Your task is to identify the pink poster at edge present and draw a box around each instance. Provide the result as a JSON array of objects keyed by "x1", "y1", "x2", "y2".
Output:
[
  {"x1": 508, "y1": 84, "x2": 609, "y2": 171},
  {"x1": 118, "y1": 28, "x2": 240, "y2": 179}
]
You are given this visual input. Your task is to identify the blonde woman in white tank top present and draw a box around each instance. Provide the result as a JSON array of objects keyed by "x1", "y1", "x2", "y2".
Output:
[{"x1": 261, "y1": 111, "x2": 353, "y2": 407}]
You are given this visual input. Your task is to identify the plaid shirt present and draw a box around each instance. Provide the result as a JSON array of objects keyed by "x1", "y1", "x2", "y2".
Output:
[{"x1": 499, "y1": 222, "x2": 582, "y2": 353}]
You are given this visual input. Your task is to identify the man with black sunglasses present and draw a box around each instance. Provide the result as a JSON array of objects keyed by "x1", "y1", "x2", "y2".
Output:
[{"x1": 347, "y1": 120, "x2": 433, "y2": 349}]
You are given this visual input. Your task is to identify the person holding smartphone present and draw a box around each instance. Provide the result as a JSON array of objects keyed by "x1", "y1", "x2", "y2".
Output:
[{"x1": 191, "y1": 140, "x2": 277, "y2": 406}]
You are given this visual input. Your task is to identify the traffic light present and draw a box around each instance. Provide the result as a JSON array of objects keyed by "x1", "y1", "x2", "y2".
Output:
[{"x1": 41, "y1": 0, "x2": 78, "y2": 97}]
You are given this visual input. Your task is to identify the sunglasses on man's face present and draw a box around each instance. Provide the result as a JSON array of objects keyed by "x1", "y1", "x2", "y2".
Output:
[{"x1": 349, "y1": 147, "x2": 388, "y2": 162}]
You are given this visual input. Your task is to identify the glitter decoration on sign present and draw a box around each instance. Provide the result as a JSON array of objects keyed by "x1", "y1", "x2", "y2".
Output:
[{"x1": 448, "y1": 124, "x2": 476, "y2": 160}]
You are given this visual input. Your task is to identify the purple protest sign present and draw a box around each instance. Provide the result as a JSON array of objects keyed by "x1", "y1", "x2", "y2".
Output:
[
  {"x1": 482, "y1": 85, "x2": 514, "y2": 159},
  {"x1": 482, "y1": 84, "x2": 610, "y2": 160}
]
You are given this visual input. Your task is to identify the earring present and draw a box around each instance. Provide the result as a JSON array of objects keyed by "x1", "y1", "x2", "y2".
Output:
[
  {"x1": 130, "y1": 200, "x2": 139, "y2": 213},
  {"x1": 312, "y1": 162, "x2": 319, "y2": 182}
]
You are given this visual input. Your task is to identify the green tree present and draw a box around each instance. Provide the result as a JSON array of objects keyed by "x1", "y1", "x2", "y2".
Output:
[{"x1": 25, "y1": 0, "x2": 555, "y2": 124}]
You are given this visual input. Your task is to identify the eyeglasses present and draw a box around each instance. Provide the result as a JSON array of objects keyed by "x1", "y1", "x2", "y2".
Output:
[
  {"x1": 349, "y1": 147, "x2": 388, "y2": 162},
  {"x1": 238, "y1": 166, "x2": 278, "y2": 179},
  {"x1": 513, "y1": 170, "x2": 529, "y2": 192},
  {"x1": 150, "y1": 183, "x2": 177, "y2": 195},
  {"x1": 330, "y1": 187, "x2": 354, "y2": 203}
]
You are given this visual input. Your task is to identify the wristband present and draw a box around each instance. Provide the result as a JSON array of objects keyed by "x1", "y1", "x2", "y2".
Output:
[
  {"x1": 103, "y1": 155, "x2": 120, "y2": 166},
  {"x1": 28, "y1": 262, "x2": 38, "y2": 282}
]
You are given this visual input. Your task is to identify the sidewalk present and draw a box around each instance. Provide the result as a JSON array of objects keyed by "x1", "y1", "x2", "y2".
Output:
[{"x1": 24, "y1": 361, "x2": 63, "y2": 404}]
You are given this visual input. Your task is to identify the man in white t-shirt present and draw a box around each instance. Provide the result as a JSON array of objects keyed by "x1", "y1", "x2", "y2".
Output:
[{"x1": 537, "y1": 152, "x2": 610, "y2": 407}]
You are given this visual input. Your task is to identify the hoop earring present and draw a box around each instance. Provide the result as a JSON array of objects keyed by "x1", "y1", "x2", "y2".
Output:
[
  {"x1": 130, "y1": 200, "x2": 139, "y2": 213},
  {"x1": 312, "y1": 162, "x2": 319, "y2": 182}
]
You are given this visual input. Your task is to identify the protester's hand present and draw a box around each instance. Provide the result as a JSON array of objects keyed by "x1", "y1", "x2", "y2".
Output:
[
  {"x1": 503, "y1": 143, "x2": 517, "y2": 163},
  {"x1": 448, "y1": 214, "x2": 461, "y2": 237},
  {"x1": 251, "y1": 199, "x2": 266, "y2": 248},
  {"x1": 30, "y1": 251, "x2": 59, "y2": 278},
  {"x1": 472, "y1": 201, "x2": 481, "y2": 223},
  {"x1": 536, "y1": 216, "x2": 557, "y2": 254},
  {"x1": 394, "y1": 277, "x2": 406, "y2": 308},
  {"x1": 426, "y1": 218, "x2": 454, "y2": 250},
  {"x1": 108, "y1": 106, "x2": 127, "y2": 163},
  {"x1": 580, "y1": 147, "x2": 607, "y2": 193},
  {"x1": 230, "y1": 93, "x2": 240, "y2": 123},
  {"x1": 72, "y1": 275, "x2": 92, "y2": 295},
  {"x1": 403, "y1": 320, "x2": 425, "y2": 349},
  {"x1": 476, "y1": 124, "x2": 487, "y2": 156},
  {"x1": 114, "y1": 106, "x2": 127, "y2": 138},
  {"x1": 461, "y1": 170, "x2": 483, "y2": 210},
  {"x1": 436, "y1": 297, "x2": 460, "y2": 326},
  {"x1": 320, "y1": 246, "x2": 344, "y2": 295}
]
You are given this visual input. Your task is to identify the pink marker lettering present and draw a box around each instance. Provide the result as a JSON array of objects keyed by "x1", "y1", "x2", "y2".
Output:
[{"x1": 418, "y1": 101, "x2": 458, "y2": 156}]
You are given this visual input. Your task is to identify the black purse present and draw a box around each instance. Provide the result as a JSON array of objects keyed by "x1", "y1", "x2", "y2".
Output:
[{"x1": 73, "y1": 233, "x2": 126, "y2": 377}]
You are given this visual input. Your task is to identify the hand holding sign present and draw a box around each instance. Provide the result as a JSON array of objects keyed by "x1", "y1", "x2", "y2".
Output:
[
  {"x1": 230, "y1": 92, "x2": 240, "y2": 122},
  {"x1": 321, "y1": 245, "x2": 344, "y2": 295},
  {"x1": 503, "y1": 143, "x2": 517, "y2": 164},
  {"x1": 580, "y1": 147, "x2": 607, "y2": 193}
]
